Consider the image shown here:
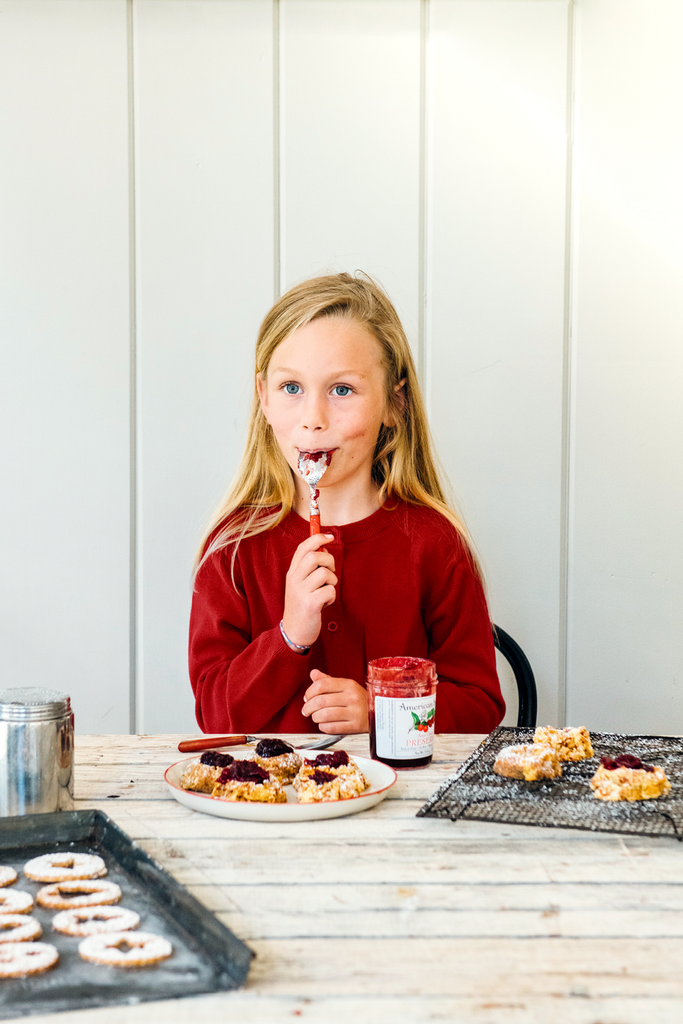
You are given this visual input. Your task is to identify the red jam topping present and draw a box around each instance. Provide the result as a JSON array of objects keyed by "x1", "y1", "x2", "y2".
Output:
[
  {"x1": 200, "y1": 751, "x2": 234, "y2": 768},
  {"x1": 310, "y1": 769, "x2": 336, "y2": 785},
  {"x1": 255, "y1": 738, "x2": 293, "y2": 758},
  {"x1": 300, "y1": 450, "x2": 332, "y2": 464},
  {"x1": 305, "y1": 751, "x2": 349, "y2": 768},
  {"x1": 600, "y1": 754, "x2": 655, "y2": 773},
  {"x1": 219, "y1": 760, "x2": 270, "y2": 785}
]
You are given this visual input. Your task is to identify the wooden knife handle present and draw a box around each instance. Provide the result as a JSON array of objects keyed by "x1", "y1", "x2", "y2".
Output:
[{"x1": 178, "y1": 735, "x2": 248, "y2": 753}]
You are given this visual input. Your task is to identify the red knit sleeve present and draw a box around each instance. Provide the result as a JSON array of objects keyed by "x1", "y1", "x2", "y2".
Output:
[
  {"x1": 422, "y1": 531, "x2": 505, "y2": 733},
  {"x1": 188, "y1": 547, "x2": 311, "y2": 733}
]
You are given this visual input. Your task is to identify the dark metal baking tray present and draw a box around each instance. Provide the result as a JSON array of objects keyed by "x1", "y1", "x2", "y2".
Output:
[
  {"x1": 418, "y1": 726, "x2": 683, "y2": 839},
  {"x1": 0, "y1": 809, "x2": 253, "y2": 1019}
]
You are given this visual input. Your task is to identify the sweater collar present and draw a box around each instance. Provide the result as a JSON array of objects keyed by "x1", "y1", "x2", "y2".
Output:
[{"x1": 282, "y1": 499, "x2": 402, "y2": 544}]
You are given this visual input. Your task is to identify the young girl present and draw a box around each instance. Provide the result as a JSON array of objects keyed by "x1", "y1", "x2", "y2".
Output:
[{"x1": 189, "y1": 273, "x2": 505, "y2": 735}]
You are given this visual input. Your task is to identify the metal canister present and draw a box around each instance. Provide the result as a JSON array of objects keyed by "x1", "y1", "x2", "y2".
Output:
[{"x1": 0, "y1": 688, "x2": 74, "y2": 816}]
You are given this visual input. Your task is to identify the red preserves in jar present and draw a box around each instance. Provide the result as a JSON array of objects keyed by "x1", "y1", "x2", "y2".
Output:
[{"x1": 366, "y1": 657, "x2": 438, "y2": 769}]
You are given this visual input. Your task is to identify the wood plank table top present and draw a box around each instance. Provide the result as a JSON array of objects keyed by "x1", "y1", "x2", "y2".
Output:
[{"x1": 17, "y1": 733, "x2": 683, "y2": 1024}]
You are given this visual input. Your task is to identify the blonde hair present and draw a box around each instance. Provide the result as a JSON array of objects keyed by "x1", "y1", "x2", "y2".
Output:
[{"x1": 196, "y1": 272, "x2": 483, "y2": 580}]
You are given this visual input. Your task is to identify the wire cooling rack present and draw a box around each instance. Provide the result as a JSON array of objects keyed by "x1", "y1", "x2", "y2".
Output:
[{"x1": 417, "y1": 727, "x2": 683, "y2": 839}]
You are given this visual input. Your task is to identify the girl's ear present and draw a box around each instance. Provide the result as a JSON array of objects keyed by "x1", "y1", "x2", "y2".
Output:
[
  {"x1": 256, "y1": 373, "x2": 271, "y2": 422},
  {"x1": 384, "y1": 378, "x2": 406, "y2": 428}
]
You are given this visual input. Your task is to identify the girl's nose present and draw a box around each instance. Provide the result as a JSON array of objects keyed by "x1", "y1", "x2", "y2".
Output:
[{"x1": 301, "y1": 392, "x2": 328, "y2": 431}]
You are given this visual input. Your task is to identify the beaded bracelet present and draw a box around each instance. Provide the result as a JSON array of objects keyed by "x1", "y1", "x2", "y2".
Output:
[{"x1": 279, "y1": 620, "x2": 311, "y2": 655}]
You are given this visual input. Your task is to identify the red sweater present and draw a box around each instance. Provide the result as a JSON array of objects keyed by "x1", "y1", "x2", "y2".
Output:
[{"x1": 189, "y1": 501, "x2": 505, "y2": 734}]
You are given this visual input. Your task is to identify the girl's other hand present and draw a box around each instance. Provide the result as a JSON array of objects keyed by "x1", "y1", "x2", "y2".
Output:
[
  {"x1": 302, "y1": 669, "x2": 369, "y2": 734},
  {"x1": 281, "y1": 534, "x2": 337, "y2": 649}
]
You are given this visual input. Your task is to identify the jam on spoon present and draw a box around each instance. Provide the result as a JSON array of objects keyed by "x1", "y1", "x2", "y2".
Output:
[{"x1": 297, "y1": 450, "x2": 333, "y2": 535}]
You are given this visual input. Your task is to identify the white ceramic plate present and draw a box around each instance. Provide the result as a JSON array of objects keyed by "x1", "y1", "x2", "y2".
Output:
[{"x1": 164, "y1": 750, "x2": 397, "y2": 822}]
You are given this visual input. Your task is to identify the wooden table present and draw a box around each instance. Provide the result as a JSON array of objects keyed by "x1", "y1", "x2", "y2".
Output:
[{"x1": 18, "y1": 734, "x2": 683, "y2": 1024}]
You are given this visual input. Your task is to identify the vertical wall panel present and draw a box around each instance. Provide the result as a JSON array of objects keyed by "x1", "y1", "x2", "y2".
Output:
[
  {"x1": 281, "y1": 0, "x2": 421, "y2": 340},
  {"x1": 0, "y1": 1, "x2": 131, "y2": 732},
  {"x1": 134, "y1": 0, "x2": 275, "y2": 732},
  {"x1": 429, "y1": 1, "x2": 570, "y2": 725},
  {"x1": 569, "y1": 0, "x2": 683, "y2": 731}
]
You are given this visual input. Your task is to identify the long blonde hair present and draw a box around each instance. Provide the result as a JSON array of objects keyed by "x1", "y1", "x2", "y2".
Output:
[{"x1": 195, "y1": 272, "x2": 483, "y2": 579}]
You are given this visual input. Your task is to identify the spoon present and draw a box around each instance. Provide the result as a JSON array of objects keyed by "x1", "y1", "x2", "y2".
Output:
[{"x1": 297, "y1": 450, "x2": 333, "y2": 535}]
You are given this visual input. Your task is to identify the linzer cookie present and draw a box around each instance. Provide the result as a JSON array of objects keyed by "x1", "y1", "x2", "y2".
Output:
[
  {"x1": 52, "y1": 906, "x2": 140, "y2": 937},
  {"x1": 36, "y1": 879, "x2": 122, "y2": 911},
  {"x1": 0, "y1": 890, "x2": 33, "y2": 915},
  {"x1": 24, "y1": 852, "x2": 106, "y2": 883},
  {"x1": 0, "y1": 942, "x2": 58, "y2": 978},
  {"x1": 0, "y1": 867, "x2": 17, "y2": 888},
  {"x1": 0, "y1": 915, "x2": 42, "y2": 943},
  {"x1": 78, "y1": 931, "x2": 172, "y2": 968}
]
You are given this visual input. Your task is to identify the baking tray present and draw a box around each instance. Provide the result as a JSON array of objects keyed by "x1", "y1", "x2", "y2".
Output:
[
  {"x1": 418, "y1": 727, "x2": 683, "y2": 839},
  {"x1": 0, "y1": 809, "x2": 253, "y2": 1019}
]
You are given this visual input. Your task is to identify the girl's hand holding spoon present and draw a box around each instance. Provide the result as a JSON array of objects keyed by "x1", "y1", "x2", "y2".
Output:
[{"x1": 281, "y1": 533, "x2": 337, "y2": 649}]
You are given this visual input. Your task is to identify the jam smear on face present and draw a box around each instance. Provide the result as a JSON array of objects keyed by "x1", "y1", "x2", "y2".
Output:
[
  {"x1": 600, "y1": 754, "x2": 655, "y2": 772},
  {"x1": 305, "y1": 751, "x2": 349, "y2": 768},
  {"x1": 255, "y1": 738, "x2": 293, "y2": 759},
  {"x1": 219, "y1": 760, "x2": 270, "y2": 785},
  {"x1": 200, "y1": 751, "x2": 234, "y2": 768},
  {"x1": 310, "y1": 769, "x2": 336, "y2": 785}
]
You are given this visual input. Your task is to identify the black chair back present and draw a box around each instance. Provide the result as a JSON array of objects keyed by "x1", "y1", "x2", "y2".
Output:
[{"x1": 492, "y1": 625, "x2": 538, "y2": 728}]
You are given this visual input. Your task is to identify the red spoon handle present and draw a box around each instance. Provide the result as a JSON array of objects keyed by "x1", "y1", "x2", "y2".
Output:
[
  {"x1": 310, "y1": 512, "x2": 322, "y2": 536},
  {"x1": 178, "y1": 735, "x2": 248, "y2": 753}
]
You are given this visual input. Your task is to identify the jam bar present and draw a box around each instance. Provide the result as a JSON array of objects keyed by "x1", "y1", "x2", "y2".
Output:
[
  {"x1": 533, "y1": 726, "x2": 594, "y2": 762},
  {"x1": 211, "y1": 759, "x2": 286, "y2": 803},
  {"x1": 294, "y1": 751, "x2": 370, "y2": 802},
  {"x1": 590, "y1": 754, "x2": 671, "y2": 801},
  {"x1": 180, "y1": 751, "x2": 234, "y2": 794},
  {"x1": 251, "y1": 738, "x2": 302, "y2": 784},
  {"x1": 493, "y1": 744, "x2": 562, "y2": 782}
]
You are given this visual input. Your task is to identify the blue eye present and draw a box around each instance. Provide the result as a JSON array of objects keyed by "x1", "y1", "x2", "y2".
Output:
[
  {"x1": 332, "y1": 385, "x2": 352, "y2": 397},
  {"x1": 284, "y1": 383, "x2": 301, "y2": 395}
]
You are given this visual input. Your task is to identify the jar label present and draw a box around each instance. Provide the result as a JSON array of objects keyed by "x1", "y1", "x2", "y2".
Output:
[{"x1": 374, "y1": 695, "x2": 436, "y2": 759}]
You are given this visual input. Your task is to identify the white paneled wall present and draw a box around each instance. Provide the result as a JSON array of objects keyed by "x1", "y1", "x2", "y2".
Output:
[
  {"x1": 2, "y1": 0, "x2": 682, "y2": 736},
  {"x1": 429, "y1": 0, "x2": 569, "y2": 725},
  {"x1": 569, "y1": 0, "x2": 683, "y2": 731},
  {"x1": 281, "y1": 0, "x2": 421, "y2": 340},
  {"x1": 133, "y1": 0, "x2": 275, "y2": 731},
  {"x1": 0, "y1": 1, "x2": 131, "y2": 732}
]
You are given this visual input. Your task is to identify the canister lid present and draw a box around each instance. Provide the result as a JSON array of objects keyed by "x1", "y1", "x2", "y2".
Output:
[{"x1": 0, "y1": 688, "x2": 71, "y2": 722}]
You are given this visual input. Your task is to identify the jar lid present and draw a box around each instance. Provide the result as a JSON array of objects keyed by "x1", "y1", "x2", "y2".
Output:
[{"x1": 0, "y1": 688, "x2": 71, "y2": 723}]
